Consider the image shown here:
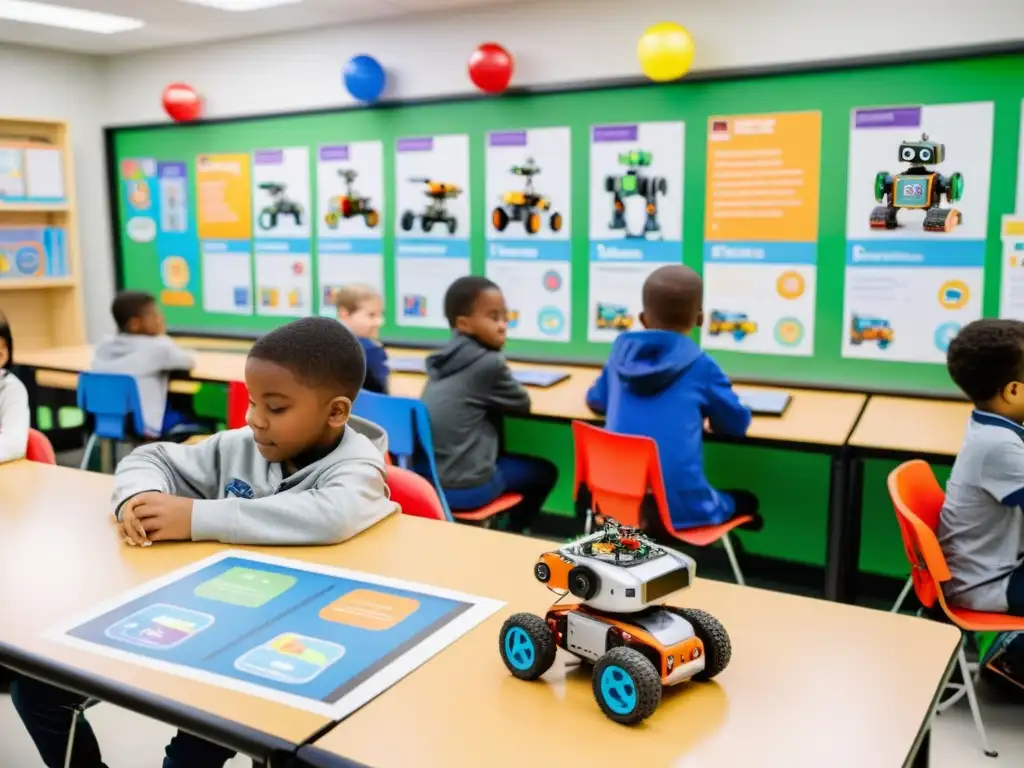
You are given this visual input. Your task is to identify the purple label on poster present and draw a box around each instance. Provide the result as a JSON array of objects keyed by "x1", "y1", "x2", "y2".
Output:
[
  {"x1": 854, "y1": 107, "x2": 922, "y2": 129},
  {"x1": 157, "y1": 161, "x2": 186, "y2": 178},
  {"x1": 489, "y1": 131, "x2": 527, "y2": 147},
  {"x1": 593, "y1": 125, "x2": 638, "y2": 142},
  {"x1": 397, "y1": 137, "x2": 433, "y2": 152},
  {"x1": 254, "y1": 149, "x2": 284, "y2": 165},
  {"x1": 319, "y1": 146, "x2": 350, "y2": 161}
]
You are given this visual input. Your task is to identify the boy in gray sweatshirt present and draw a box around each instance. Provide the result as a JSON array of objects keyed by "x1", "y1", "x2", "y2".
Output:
[{"x1": 12, "y1": 317, "x2": 397, "y2": 768}]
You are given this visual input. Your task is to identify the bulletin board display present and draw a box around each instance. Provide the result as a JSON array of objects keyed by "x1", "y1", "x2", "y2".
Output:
[{"x1": 108, "y1": 52, "x2": 1024, "y2": 395}]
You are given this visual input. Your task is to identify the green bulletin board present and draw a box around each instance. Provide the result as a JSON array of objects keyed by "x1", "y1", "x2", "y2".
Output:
[{"x1": 110, "y1": 51, "x2": 1024, "y2": 397}]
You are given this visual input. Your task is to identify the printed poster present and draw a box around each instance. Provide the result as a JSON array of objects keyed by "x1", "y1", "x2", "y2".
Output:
[
  {"x1": 703, "y1": 111, "x2": 821, "y2": 356},
  {"x1": 252, "y1": 147, "x2": 312, "y2": 317},
  {"x1": 485, "y1": 127, "x2": 571, "y2": 341},
  {"x1": 843, "y1": 102, "x2": 994, "y2": 363},
  {"x1": 0, "y1": 144, "x2": 64, "y2": 202},
  {"x1": 588, "y1": 122, "x2": 684, "y2": 342},
  {"x1": 49, "y1": 550, "x2": 502, "y2": 718},
  {"x1": 999, "y1": 100, "x2": 1024, "y2": 320},
  {"x1": 0, "y1": 228, "x2": 66, "y2": 278},
  {"x1": 394, "y1": 134, "x2": 470, "y2": 328},
  {"x1": 316, "y1": 142, "x2": 384, "y2": 317},
  {"x1": 197, "y1": 153, "x2": 254, "y2": 315},
  {"x1": 155, "y1": 162, "x2": 198, "y2": 307}
]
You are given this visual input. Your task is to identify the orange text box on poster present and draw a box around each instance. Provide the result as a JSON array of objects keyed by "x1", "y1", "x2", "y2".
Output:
[
  {"x1": 319, "y1": 589, "x2": 420, "y2": 631},
  {"x1": 705, "y1": 111, "x2": 821, "y2": 242},
  {"x1": 196, "y1": 153, "x2": 252, "y2": 240}
]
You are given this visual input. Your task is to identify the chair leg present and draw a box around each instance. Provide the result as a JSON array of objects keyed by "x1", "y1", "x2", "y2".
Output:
[
  {"x1": 584, "y1": 509, "x2": 593, "y2": 535},
  {"x1": 721, "y1": 533, "x2": 745, "y2": 586},
  {"x1": 79, "y1": 433, "x2": 98, "y2": 471},
  {"x1": 891, "y1": 576, "x2": 914, "y2": 613},
  {"x1": 958, "y1": 645, "x2": 997, "y2": 758}
]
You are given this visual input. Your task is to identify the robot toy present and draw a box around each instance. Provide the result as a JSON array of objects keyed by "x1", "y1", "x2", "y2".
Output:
[
  {"x1": 499, "y1": 519, "x2": 731, "y2": 725},
  {"x1": 604, "y1": 150, "x2": 667, "y2": 238},
  {"x1": 324, "y1": 169, "x2": 379, "y2": 229},
  {"x1": 491, "y1": 157, "x2": 563, "y2": 235},
  {"x1": 870, "y1": 133, "x2": 964, "y2": 233},
  {"x1": 257, "y1": 183, "x2": 303, "y2": 230},
  {"x1": 400, "y1": 177, "x2": 461, "y2": 235}
]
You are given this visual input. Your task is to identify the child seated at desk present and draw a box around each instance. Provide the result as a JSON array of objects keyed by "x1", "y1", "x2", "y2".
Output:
[
  {"x1": 91, "y1": 291, "x2": 197, "y2": 437},
  {"x1": 585, "y1": 265, "x2": 760, "y2": 531},
  {"x1": 334, "y1": 283, "x2": 388, "y2": 394},
  {"x1": 0, "y1": 311, "x2": 29, "y2": 463},
  {"x1": 940, "y1": 318, "x2": 1024, "y2": 615},
  {"x1": 11, "y1": 316, "x2": 397, "y2": 768},
  {"x1": 421, "y1": 276, "x2": 557, "y2": 533}
]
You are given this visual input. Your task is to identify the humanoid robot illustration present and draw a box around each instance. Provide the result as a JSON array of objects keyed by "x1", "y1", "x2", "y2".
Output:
[{"x1": 869, "y1": 133, "x2": 964, "y2": 233}]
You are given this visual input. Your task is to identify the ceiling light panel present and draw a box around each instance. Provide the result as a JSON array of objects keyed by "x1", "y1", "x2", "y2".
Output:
[
  {"x1": 177, "y1": 0, "x2": 305, "y2": 10},
  {"x1": 0, "y1": 0, "x2": 143, "y2": 33}
]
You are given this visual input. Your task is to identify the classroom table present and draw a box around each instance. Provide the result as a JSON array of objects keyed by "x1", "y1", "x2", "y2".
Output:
[{"x1": 0, "y1": 461, "x2": 959, "y2": 768}]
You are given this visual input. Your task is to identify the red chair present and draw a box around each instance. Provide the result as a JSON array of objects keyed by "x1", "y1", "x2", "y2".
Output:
[
  {"x1": 385, "y1": 465, "x2": 450, "y2": 521},
  {"x1": 572, "y1": 421, "x2": 753, "y2": 584},
  {"x1": 889, "y1": 460, "x2": 1024, "y2": 758},
  {"x1": 226, "y1": 381, "x2": 249, "y2": 430},
  {"x1": 25, "y1": 428, "x2": 56, "y2": 464}
]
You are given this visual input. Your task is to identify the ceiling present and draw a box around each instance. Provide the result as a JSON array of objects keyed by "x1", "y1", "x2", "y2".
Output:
[{"x1": 0, "y1": 0, "x2": 513, "y2": 54}]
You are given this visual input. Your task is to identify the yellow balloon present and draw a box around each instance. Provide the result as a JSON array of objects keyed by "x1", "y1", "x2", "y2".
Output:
[{"x1": 638, "y1": 22, "x2": 695, "y2": 82}]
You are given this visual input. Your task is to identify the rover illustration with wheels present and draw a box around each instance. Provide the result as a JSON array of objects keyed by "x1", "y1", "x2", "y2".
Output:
[
  {"x1": 604, "y1": 149, "x2": 667, "y2": 238},
  {"x1": 869, "y1": 133, "x2": 964, "y2": 233},
  {"x1": 707, "y1": 310, "x2": 758, "y2": 342},
  {"x1": 595, "y1": 303, "x2": 633, "y2": 332},
  {"x1": 849, "y1": 315, "x2": 894, "y2": 349},
  {"x1": 491, "y1": 156, "x2": 563, "y2": 235},
  {"x1": 257, "y1": 183, "x2": 303, "y2": 230},
  {"x1": 400, "y1": 177, "x2": 462, "y2": 234},
  {"x1": 498, "y1": 519, "x2": 732, "y2": 725},
  {"x1": 324, "y1": 169, "x2": 379, "y2": 229}
]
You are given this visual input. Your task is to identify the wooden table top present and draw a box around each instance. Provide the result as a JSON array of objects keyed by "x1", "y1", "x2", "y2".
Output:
[{"x1": 849, "y1": 396, "x2": 972, "y2": 457}]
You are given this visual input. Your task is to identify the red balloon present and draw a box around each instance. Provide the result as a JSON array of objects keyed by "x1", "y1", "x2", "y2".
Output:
[
  {"x1": 162, "y1": 83, "x2": 203, "y2": 122},
  {"x1": 468, "y1": 43, "x2": 513, "y2": 94}
]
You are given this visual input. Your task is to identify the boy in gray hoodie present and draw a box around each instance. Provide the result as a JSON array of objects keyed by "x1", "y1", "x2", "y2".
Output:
[
  {"x1": 12, "y1": 317, "x2": 397, "y2": 768},
  {"x1": 421, "y1": 276, "x2": 557, "y2": 532}
]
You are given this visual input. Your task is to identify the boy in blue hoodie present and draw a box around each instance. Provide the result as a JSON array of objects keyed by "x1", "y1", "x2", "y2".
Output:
[{"x1": 586, "y1": 265, "x2": 760, "y2": 531}]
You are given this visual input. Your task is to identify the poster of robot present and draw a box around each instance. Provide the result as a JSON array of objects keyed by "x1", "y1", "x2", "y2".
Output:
[
  {"x1": 701, "y1": 111, "x2": 821, "y2": 357},
  {"x1": 315, "y1": 141, "x2": 385, "y2": 317},
  {"x1": 394, "y1": 134, "x2": 470, "y2": 329},
  {"x1": 251, "y1": 147, "x2": 313, "y2": 317},
  {"x1": 999, "y1": 99, "x2": 1024, "y2": 321},
  {"x1": 842, "y1": 102, "x2": 994, "y2": 364},
  {"x1": 484, "y1": 127, "x2": 571, "y2": 342},
  {"x1": 587, "y1": 121, "x2": 684, "y2": 343}
]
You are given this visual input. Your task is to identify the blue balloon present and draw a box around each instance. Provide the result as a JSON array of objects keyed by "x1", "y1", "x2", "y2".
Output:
[{"x1": 343, "y1": 55, "x2": 385, "y2": 103}]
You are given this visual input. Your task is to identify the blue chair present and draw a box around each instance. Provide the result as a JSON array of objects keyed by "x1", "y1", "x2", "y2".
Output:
[{"x1": 76, "y1": 372, "x2": 147, "y2": 471}]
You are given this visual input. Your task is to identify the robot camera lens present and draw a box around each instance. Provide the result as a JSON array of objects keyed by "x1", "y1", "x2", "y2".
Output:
[
  {"x1": 901, "y1": 147, "x2": 915, "y2": 161},
  {"x1": 918, "y1": 148, "x2": 931, "y2": 161}
]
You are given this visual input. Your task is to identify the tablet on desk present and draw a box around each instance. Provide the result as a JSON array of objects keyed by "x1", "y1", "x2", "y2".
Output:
[
  {"x1": 387, "y1": 357, "x2": 427, "y2": 374},
  {"x1": 513, "y1": 370, "x2": 570, "y2": 388},
  {"x1": 737, "y1": 388, "x2": 791, "y2": 416}
]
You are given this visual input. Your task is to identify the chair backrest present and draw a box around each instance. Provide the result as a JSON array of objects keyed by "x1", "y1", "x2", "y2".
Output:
[
  {"x1": 226, "y1": 381, "x2": 249, "y2": 430},
  {"x1": 76, "y1": 372, "x2": 146, "y2": 440},
  {"x1": 25, "y1": 428, "x2": 56, "y2": 464},
  {"x1": 887, "y1": 460, "x2": 950, "y2": 608},
  {"x1": 385, "y1": 465, "x2": 451, "y2": 521},
  {"x1": 572, "y1": 421, "x2": 672, "y2": 529}
]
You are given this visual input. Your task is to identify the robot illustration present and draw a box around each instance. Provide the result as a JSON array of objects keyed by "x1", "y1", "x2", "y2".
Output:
[
  {"x1": 499, "y1": 519, "x2": 731, "y2": 725},
  {"x1": 400, "y1": 177, "x2": 461, "y2": 235},
  {"x1": 604, "y1": 150, "x2": 667, "y2": 238},
  {"x1": 870, "y1": 133, "x2": 964, "y2": 233},
  {"x1": 257, "y1": 183, "x2": 304, "y2": 230},
  {"x1": 324, "y1": 169, "x2": 379, "y2": 230},
  {"x1": 491, "y1": 157, "x2": 563, "y2": 235},
  {"x1": 707, "y1": 310, "x2": 758, "y2": 342}
]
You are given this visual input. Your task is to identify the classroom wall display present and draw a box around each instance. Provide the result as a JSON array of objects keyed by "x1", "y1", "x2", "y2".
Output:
[
  {"x1": 702, "y1": 111, "x2": 821, "y2": 356},
  {"x1": 0, "y1": 227, "x2": 67, "y2": 278},
  {"x1": 49, "y1": 551, "x2": 502, "y2": 717},
  {"x1": 394, "y1": 134, "x2": 470, "y2": 329},
  {"x1": 0, "y1": 143, "x2": 65, "y2": 202},
  {"x1": 197, "y1": 153, "x2": 254, "y2": 315},
  {"x1": 316, "y1": 141, "x2": 385, "y2": 317},
  {"x1": 999, "y1": 100, "x2": 1024, "y2": 321},
  {"x1": 485, "y1": 127, "x2": 571, "y2": 342},
  {"x1": 587, "y1": 121, "x2": 684, "y2": 342},
  {"x1": 252, "y1": 147, "x2": 312, "y2": 317},
  {"x1": 842, "y1": 101, "x2": 994, "y2": 364}
]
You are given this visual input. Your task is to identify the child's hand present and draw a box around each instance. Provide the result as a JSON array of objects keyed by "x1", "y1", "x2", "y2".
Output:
[
  {"x1": 119, "y1": 497, "x2": 151, "y2": 547},
  {"x1": 133, "y1": 492, "x2": 194, "y2": 542}
]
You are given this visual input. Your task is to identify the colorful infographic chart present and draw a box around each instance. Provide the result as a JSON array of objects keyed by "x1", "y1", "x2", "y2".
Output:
[
  {"x1": 394, "y1": 134, "x2": 470, "y2": 329},
  {"x1": 0, "y1": 227, "x2": 67, "y2": 279},
  {"x1": 315, "y1": 141, "x2": 385, "y2": 317},
  {"x1": 702, "y1": 111, "x2": 821, "y2": 356},
  {"x1": 50, "y1": 551, "x2": 502, "y2": 717},
  {"x1": 196, "y1": 153, "x2": 254, "y2": 315},
  {"x1": 485, "y1": 127, "x2": 571, "y2": 341},
  {"x1": 587, "y1": 121, "x2": 684, "y2": 342},
  {"x1": 842, "y1": 102, "x2": 994, "y2": 364},
  {"x1": 1000, "y1": 99, "x2": 1024, "y2": 321}
]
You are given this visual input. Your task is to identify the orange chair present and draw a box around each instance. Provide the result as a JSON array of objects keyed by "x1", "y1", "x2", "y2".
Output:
[
  {"x1": 889, "y1": 459, "x2": 1024, "y2": 758},
  {"x1": 385, "y1": 465, "x2": 449, "y2": 521},
  {"x1": 226, "y1": 381, "x2": 249, "y2": 430},
  {"x1": 572, "y1": 421, "x2": 754, "y2": 584},
  {"x1": 25, "y1": 428, "x2": 56, "y2": 464}
]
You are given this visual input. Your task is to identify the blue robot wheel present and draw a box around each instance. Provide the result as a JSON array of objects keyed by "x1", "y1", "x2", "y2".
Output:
[
  {"x1": 592, "y1": 646, "x2": 662, "y2": 725},
  {"x1": 498, "y1": 612, "x2": 556, "y2": 681}
]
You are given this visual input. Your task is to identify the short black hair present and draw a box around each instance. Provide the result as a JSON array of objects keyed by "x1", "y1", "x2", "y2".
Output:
[
  {"x1": 444, "y1": 276, "x2": 499, "y2": 328},
  {"x1": 947, "y1": 319, "x2": 1024, "y2": 404},
  {"x1": 111, "y1": 291, "x2": 156, "y2": 332},
  {"x1": 248, "y1": 317, "x2": 366, "y2": 399},
  {"x1": 0, "y1": 310, "x2": 12, "y2": 371},
  {"x1": 642, "y1": 265, "x2": 702, "y2": 331}
]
